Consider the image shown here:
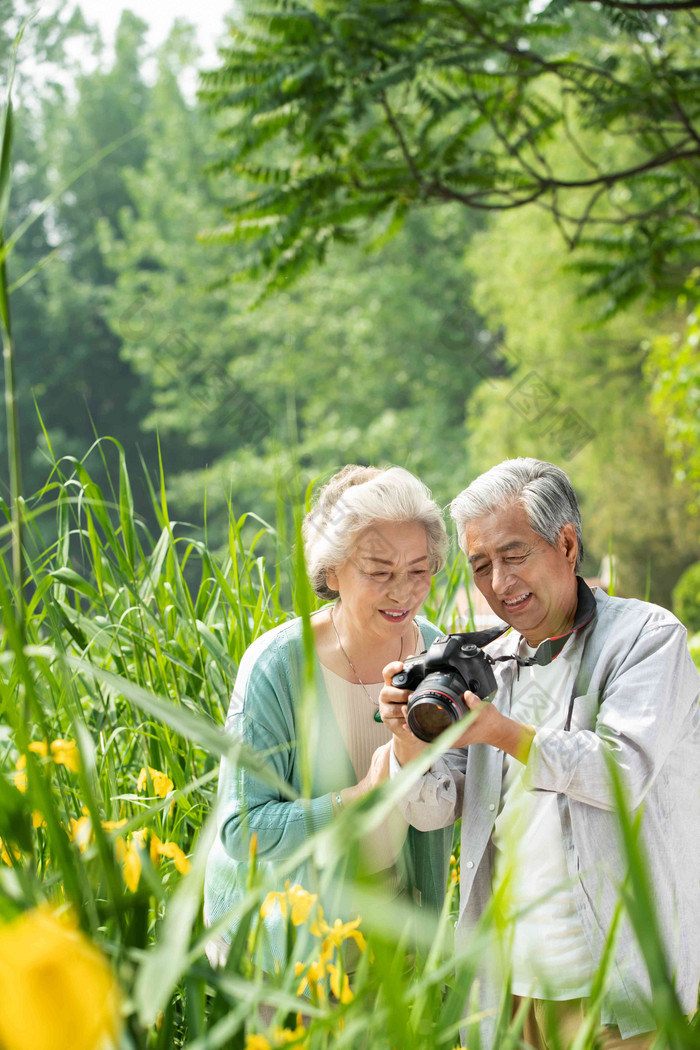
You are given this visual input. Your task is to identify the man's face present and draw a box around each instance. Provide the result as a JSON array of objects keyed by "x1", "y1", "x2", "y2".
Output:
[{"x1": 464, "y1": 502, "x2": 579, "y2": 647}]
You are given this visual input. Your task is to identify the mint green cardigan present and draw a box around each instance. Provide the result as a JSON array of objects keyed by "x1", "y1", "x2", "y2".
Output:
[{"x1": 204, "y1": 612, "x2": 452, "y2": 967}]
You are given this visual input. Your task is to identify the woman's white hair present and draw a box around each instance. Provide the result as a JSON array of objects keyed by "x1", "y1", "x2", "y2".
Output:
[
  {"x1": 450, "y1": 457, "x2": 584, "y2": 571},
  {"x1": 303, "y1": 465, "x2": 449, "y2": 599}
]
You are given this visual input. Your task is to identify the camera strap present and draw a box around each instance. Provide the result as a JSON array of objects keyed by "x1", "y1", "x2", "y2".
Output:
[{"x1": 486, "y1": 577, "x2": 598, "y2": 669}]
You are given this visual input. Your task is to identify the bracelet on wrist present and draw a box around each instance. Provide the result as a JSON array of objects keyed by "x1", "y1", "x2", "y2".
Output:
[{"x1": 333, "y1": 791, "x2": 343, "y2": 813}]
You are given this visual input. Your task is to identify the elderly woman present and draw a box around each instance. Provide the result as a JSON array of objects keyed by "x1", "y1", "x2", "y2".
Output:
[{"x1": 204, "y1": 465, "x2": 452, "y2": 969}]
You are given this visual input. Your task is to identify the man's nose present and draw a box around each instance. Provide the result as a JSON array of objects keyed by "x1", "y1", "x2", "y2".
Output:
[{"x1": 491, "y1": 561, "x2": 515, "y2": 594}]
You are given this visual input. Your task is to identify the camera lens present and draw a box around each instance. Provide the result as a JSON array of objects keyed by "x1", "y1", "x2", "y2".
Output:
[
  {"x1": 408, "y1": 699, "x2": 454, "y2": 740},
  {"x1": 406, "y1": 671, "x2": 466, "y2": 743}
]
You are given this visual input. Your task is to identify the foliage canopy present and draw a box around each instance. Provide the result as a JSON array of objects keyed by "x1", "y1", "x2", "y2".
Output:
[{"x1": 200, "y1": 0, "x2": 700, "y2": 307}]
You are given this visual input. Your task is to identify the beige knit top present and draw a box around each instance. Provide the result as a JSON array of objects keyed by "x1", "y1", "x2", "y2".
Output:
[{"x1": 318, "y1": 664, "x2": 413, "y2": 880}]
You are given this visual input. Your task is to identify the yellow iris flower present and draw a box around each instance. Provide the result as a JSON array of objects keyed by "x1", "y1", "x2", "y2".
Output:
[
  {"x1": 14, "y1": 738, "x2": 80, "y2": 792},
  {"x1": 0, "y1": 908, "x2": 121, "y2": 1050},
  {"x1": 0, "y1": 838, "x2": 20, "y2": 866},
  {"x1": 136, "y1": 766, "x2": 174, "y2": 798},
  {"x1": 309, "y1": 911, "x2": 367, "y2": 956},
  {"x1": 294, "y1": 958, "x2": 327, "y2": 1002},
  {"x1": 245, "y1": 1027, "x2": 308, "y2": 1050},
  {"x1": 327, "y1": 962, "x2": 353, "y2": 1004},
  {"x1": 260, "y1": 882, "x2": 317, "y2": 926},
  {"x1": 150, "y1": 834, "x2": 191, "y2": 875},
  {"x1": 245, "y1": 1036, "x2": 272, "y2": 1050},
  {"x1": 69, "y1": 814, "x2": 92, "y2": 854},
  {"x1": 115, "y1": 830, "x2": 190, "y2": 891}
]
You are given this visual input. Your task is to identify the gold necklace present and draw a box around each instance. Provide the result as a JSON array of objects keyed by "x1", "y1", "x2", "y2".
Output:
[{"x1": 330, "y1": 604, "x2": 414, "y2": 707}]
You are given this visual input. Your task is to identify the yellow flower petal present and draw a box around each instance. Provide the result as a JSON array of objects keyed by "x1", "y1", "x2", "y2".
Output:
[
  {"x1": 154, "y1": 839, "x2": 191, "y2": 875},
  {"x1": 287, "y1": 884, "x2": 317, "y2": 927},
  {"x1": 261, "y1": 889, "x2": 287, "y2": 920},
  {"x1": 245, "y1": 1036, "x2": 272, "y2": 1050},
  {"x1": 122, "y1": 840, "x2": 142, "y2": 892},
  {"x1": 327, "y1": 962, "x2": 353, "y2": 1004},
  {"x1": 136, "y1": 766, "x2": 174, "y2": 798},
  {"x1": 28, "y1": 740, "x2": 48, "y2": 758},
  {"x1": 14, "y1": 769, "x2": 27, "y2": 794},
  {"x1": 68, "y1": 816, "x2": 92, "y2": 854},
  {"x1": 150, "y1": 832, "x2": 162, "y2": 865},
  {"x1": 50, "y1": 739, "x2": 80, "y2": 774},
  {"x1": 0, "y1": 908, "x2": 121, "y2": 1050},
  {"x1": 101, "y1": 819, "x2": 128, "y2": 834},
  {"x1": 0, "y1": 839, "x2": 21, "y2": 866},
  {"x1": 295, "y1": 958, "x2": 326, "y2": 1002},
  {"x1": 272, "y1": 1025, "x2": 308, "y2": 1045}
]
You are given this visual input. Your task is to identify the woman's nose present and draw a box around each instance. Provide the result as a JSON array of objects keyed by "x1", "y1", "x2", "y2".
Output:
[{"x1": 387, "y1": 572, "x2": 412, "y2": 602}]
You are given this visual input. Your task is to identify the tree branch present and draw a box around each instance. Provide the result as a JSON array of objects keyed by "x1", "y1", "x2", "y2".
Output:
[
  {"x1": 575, "y1": 0, "x2": 700, "y2": 10},
  {"x1": 379, "y1": 93, "x2": 424, "y2": 189}
]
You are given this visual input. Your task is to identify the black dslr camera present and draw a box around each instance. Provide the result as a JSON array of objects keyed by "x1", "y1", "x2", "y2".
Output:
[{"x1": 391, "y1": 634, "x2": 497, "y2": 743}]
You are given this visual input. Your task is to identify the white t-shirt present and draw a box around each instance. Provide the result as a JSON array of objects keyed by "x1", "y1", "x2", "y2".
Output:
[{"x1": 492, "y1": 635, "x2": 596, "y2": 999}]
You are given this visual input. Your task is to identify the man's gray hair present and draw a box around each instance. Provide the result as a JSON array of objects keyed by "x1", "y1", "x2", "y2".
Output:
[
  {"x1": 450, "y1": 457, "x2": 584, "y2": 571},
  {"x1": 303, "y1": 465, "x2": 449, "y2": 599}
]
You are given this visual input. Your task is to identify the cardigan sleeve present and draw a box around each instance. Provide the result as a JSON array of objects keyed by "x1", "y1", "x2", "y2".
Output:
[{"x1": 217, "y1": 632, "x2": 335, "y2": 862}]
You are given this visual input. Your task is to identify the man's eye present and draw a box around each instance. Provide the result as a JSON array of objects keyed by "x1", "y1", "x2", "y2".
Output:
[
  {"x1": 371, "y1": 572, "x2": 390, "y2": 579},
  {"x1": 473, "y1": 564, "x2": 490, "y2": 575},
  {"x1": 505, "y1": 556, "x2": 526, "y2": 564}
]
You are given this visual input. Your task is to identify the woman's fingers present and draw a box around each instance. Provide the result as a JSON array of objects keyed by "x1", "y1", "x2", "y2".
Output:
[
  {"x1": 378, "y1": 684, "x2": 410, "y2": 729},
  {"x1": 382, "y1": 659, "x2": 404, "y2": 687}
]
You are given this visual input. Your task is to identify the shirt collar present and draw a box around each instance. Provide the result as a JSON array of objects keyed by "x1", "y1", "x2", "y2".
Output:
[{"x1": 477, "y1": 576, "x2": 597, "y2": 668}]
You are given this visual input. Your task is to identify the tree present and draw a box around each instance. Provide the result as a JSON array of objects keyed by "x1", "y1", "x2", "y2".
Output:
[
  {"x1": 199, "y1": 0, "x2": 700, "y2": 306},
  {"x1": 646, "y1": 285, "x2": 700, "y2": 515},
  {"x1": 458, "y1": 200, "x2": 700, "y2": 603},
  {"x1": 103, "y1": 29, "x2": 490, "y2": 539},
  {"x1": 0, "y1": 10, "x2": 159, "y2": 505}
]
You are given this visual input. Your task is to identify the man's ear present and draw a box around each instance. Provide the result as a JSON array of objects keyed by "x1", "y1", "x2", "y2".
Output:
[{"x1": 559, "y1": 523, "x2": 578, "y2": 568}]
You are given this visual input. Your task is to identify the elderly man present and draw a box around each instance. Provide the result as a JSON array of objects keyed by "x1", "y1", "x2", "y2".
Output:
[{"x1": 380, "y1": 458, "x2": 700, "y2": 1049}]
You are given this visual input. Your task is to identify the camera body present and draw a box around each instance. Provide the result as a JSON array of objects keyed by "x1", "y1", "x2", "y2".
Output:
[{"x1": 391, "y1": 634, "x2": 497, "y2": 743}]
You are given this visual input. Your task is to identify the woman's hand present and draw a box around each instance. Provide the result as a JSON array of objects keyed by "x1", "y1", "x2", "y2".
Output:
[
  {"x1": 338, "y1": 741, "x2": 393, "y2": 806},
  {"x1": 377, "y1": 660, "x2": 428, "y2": 767}
]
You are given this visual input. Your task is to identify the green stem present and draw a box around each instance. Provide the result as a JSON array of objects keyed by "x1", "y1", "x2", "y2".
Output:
[{"x1": 0, "y1": 240, "x2": 24, "y2": 641}]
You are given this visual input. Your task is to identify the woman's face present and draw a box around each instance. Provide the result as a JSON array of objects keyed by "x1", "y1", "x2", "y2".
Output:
[{"x1": 326, "y1": 521, "x2": 432, "y2": 644}]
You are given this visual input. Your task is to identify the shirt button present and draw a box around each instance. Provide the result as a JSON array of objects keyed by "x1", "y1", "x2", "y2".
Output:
[
  {"x1": 466, "y1": 860, "x2": 474, "y2": 869},
  {"x1": 488, "y1": 804, "x2": 496, "y2": 811}
]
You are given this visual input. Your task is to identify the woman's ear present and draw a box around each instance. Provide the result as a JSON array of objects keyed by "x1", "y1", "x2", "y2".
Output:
[{"x1": 326, "y1": 567, "x2": 339, "y2": 592}]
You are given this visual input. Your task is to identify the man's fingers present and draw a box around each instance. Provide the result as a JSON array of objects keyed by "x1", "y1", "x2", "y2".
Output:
[{"x1": 462, "y1": 690, "x2": 485, "y2": 712}]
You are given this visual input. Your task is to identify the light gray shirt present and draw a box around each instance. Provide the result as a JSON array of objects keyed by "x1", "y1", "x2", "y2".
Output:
[{"x1": 391, "y1": 586, "x2": 700, "y2": 1040}]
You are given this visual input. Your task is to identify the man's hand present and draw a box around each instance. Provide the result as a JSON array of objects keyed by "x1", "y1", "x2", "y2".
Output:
[
  {"x1": 378, "y1": 660, "x2": 429, "y2": 766},
  {"x1": 455, "y1": 692, "x2": 535, "y2": 763}
]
